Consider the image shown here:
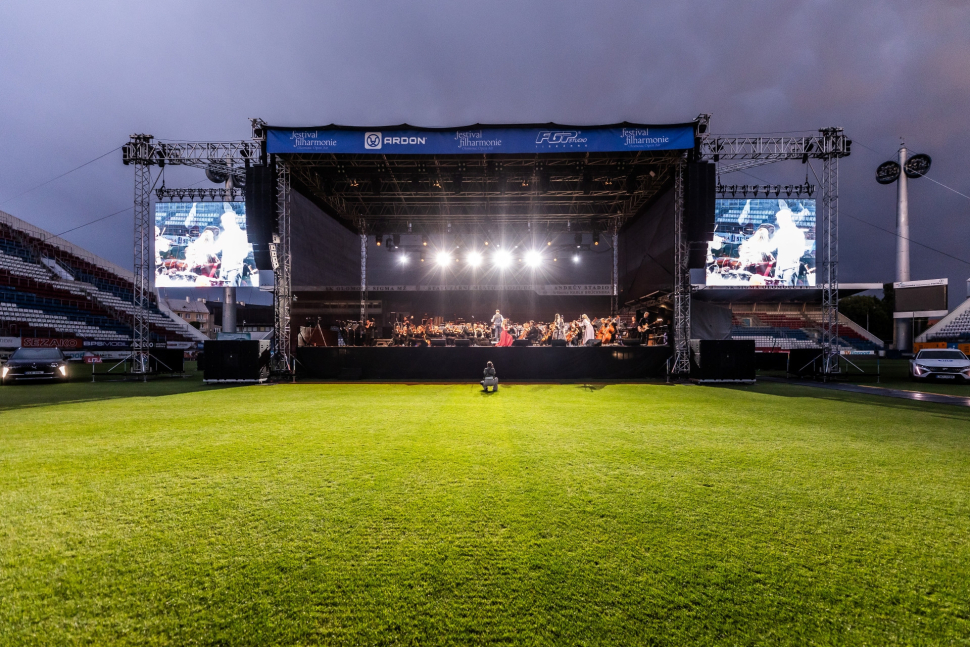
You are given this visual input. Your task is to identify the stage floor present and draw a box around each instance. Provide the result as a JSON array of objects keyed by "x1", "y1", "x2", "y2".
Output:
[{"x1": 296, "y1": 346, "x2": 672, "y2": 381}]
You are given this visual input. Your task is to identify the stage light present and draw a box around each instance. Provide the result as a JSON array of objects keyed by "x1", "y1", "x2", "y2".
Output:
[
  {"x1": 525, "y1": 250, "x2": 542, "y2": 267},
  {"x1": 484, "y1": 240, "x2": 489, "y2": 246},
  {"x1": 375, "y1": 235, "x2": 381, "y2": 247},
  {"x1": 467, "y1": 251, "x2": 482, "y2": 267},
  {"x1": 572, "y1": 254, "x2": 580, "y2": 264},
  {"x1": 593, "y1": 231, "x2": 600, "y2": 246},
  {"x1": 399, "y1": 254, "x2": 409, "y2": 265},
  {"x1": 436, "y1": 252, "x2": 450, "y2": 267},
  {"x1": 494, "y1": 250, "x2": 511, "y2": 268},
  {"x1": 422, "y1": 235, "x2": 428, "y2": 246},
  {"x1": 574, "y1": 233, "x2": 582, "y2": 247}
]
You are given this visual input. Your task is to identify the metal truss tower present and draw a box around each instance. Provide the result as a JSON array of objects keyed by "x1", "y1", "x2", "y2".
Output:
[
  {"x1": 273, "y1": 160, "x2": 292, "y2": 372},
  {"x1": 699, "y1": 128, "x2": 849, "y2": 376},
  {"x1": 819, "y1": 128, "x2": 842, "y2": 375},
  {"x1": 671, "y1": 159, "x2": 690, "y2": 376},
  {"x1": 122, "y1": 135, "x2": 261, "y2": 373},
  {"x1": 131, "y1": 135, "x2": 153, "y2": 374}
]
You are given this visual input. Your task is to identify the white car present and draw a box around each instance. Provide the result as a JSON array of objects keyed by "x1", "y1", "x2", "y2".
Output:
[{"x1": 910, "y1": 349, "x2": 970, "y2": 382}]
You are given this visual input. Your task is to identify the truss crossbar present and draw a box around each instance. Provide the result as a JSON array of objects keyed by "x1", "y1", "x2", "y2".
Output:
[
  {"x1": 701, "y1": 134, "x2": 850, "y2": 161},
  {"x1": 123, "y1": 140, "x2": 259, "y2": 170}
]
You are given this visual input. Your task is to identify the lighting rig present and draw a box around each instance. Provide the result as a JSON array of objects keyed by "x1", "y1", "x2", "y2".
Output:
[{"x1": 715, "y1": 182, "x2": 815, "y2": 198}]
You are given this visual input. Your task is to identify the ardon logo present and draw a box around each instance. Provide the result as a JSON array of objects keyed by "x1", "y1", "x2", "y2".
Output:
[
  {"x1": 535, "y1": 131, "x2": 587, "y2": 145},
  {"x1": 364, "y1": 132, "x2": 382, "y2": 149}
]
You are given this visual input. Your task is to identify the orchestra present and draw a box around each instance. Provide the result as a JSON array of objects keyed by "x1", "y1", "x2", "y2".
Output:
[{"x1": 303, "y1": 313, "x2": 670, "y2": 347}]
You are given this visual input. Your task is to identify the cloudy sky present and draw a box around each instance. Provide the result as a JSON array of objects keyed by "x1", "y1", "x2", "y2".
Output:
[{"x1": 1, "y1": 1, "x2": 968, "y2": 304}]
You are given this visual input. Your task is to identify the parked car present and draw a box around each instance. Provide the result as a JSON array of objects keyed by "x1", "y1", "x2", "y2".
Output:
[
  {"x1": 1, "y1": 347, "x2": 69, "y2": 384},
  {"x1": 910, "y1": 349, "x2": 970, "y2": 382}
]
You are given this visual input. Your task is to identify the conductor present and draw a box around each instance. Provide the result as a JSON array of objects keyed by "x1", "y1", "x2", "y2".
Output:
[
  {"x1": 491, "y1": 310, "x2": 504, "y2": 342},
  {"x1": 481, "y1": 361, "x2": 498, "y2": 393}
]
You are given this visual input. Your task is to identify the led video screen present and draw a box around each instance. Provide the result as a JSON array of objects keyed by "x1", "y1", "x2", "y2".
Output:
[
  {"x1": 155, "y1": 202, "x2": 259, "y2": 288},
  {"x1": 706, "y1": 199, "x2": 816, "y2": 287}
]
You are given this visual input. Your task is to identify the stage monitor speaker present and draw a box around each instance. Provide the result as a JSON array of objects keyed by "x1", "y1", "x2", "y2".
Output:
[
  {"x1": 621, "y1": 338, "x2": 642, "y2": 346},
  {"x1": 429, "y1": 338, "x2": 447, "y2": 347},
  {"x1": 585, "y1": 339, "x2": 602, "y2": 347},
  {"x1": 685, "y1": 161, "x2": 716, "y2": 269},
  {"x1": 550, "y1": 339, "x2": 567, "y2": 347},
  {"x1": 689, "y1": 339, "x2": 755, "y2": 382},
  {"x1": 203, "y1": 340, "x2": 271, "y2": 383},
  {"x1": 511, "y1": 339, "x2": 531, "y2": 347},
  {"x1": 245, "y1": 165, "x2": 277, "y2": 271},
  {"x1": 454, "y1": 339, "x2": 471, "y2": 347}
]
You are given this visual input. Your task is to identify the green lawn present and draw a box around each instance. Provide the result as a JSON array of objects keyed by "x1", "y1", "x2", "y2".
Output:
[{"x1": 1, "y1": 377, "x2": 969, "y2": 645}]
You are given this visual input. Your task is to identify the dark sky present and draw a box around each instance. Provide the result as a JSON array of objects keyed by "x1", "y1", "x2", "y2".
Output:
[{"x1": 2, "y1": 1, "x2": 969, "y2": 305}]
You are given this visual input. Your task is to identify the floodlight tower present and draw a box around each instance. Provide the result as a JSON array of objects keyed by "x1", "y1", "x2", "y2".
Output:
[{"x1": 895, "y1": 143, "x2": 910, "y2": 351}]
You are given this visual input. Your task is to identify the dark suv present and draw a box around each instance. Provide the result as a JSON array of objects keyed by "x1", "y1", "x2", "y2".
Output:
[{"x1": 1, "y1": 348, "x2": 69, "y2": 384}]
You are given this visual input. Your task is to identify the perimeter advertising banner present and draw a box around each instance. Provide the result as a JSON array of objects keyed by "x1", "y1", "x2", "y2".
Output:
[
  {"x1": 266, "y1": 124, "x2": 696, "y2": 155},
  {"x1": 706, "y1": 199, "x2": 817, "y2": 287},
  {"x1": 155, "y1": 202, "x2": 259, "y2": 288}
]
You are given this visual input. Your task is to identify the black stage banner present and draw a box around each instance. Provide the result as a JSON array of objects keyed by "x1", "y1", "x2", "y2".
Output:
[{"x1": 297, "y1": 346, "x2": 671, "y2": 381}]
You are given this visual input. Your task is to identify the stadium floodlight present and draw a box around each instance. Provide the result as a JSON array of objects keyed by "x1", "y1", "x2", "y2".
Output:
[
  {"x1": 436, "y1": 252, "x2": 451, "y2": 267},
  {"x1": 525, "y1": 250, "x2": 542, "y2": 267},
  {"x1": 467, "y1": 251, "x2": 482, "y2": 267},
  {"x1": 494, "y1": 249, "x2": 511, "y2": 268}
]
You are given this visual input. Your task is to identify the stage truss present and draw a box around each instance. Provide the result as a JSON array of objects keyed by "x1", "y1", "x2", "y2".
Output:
[{"x1": 123, "y1": 121, "x2": 848, "y2": 377}]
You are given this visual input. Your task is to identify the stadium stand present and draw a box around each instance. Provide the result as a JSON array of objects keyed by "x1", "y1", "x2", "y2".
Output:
[
  {"x1": 916, "y1": 297, "x2": 970, "y2": 343},
  {"x1": 728, "y1": 302, "x2": 883, "y2": 353},
  {"x1": 0, "y1": 210, "x2": 204, "y2": 346}
]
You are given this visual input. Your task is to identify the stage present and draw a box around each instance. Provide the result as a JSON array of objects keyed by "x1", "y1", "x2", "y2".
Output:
[{"x1": 296, "y1": 346, "x2": 672, "y2": 381}]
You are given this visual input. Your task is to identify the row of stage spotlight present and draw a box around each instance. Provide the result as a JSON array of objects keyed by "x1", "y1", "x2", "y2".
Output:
[
  {"x1": 376, "y1": 233, "x2": 602, "y2": 248},
  {"x1": 397, "y1": 249, "x2": 583, "y2": 267}
]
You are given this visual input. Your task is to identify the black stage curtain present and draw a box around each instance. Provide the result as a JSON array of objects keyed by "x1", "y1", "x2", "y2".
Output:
[{"x1": 297, "y1": 346, "x2": 671, "y2": 380}]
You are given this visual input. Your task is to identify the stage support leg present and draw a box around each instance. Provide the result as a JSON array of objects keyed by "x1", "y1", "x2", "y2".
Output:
[
  {"x1": 223, "y1": 286, "x2": 236, "y2": 333},
  {"x1": 272, "y1": 159, "x2": 292, "y2": 372},
  {"x1": 671, "y1": 158, "x2": 691, "y2": 376},
  {"x1": 820, "y1": 128, "x2": 841, "y2": 376},
  {"x1": 611, "y1": 226, "x2": 618, "y2": 317},
  {"x1": 131, "y1": 152, "x2": 152, "y2": 375},
  {"x1": 360, "y1": 233, "x2": 367, "y2": 324}
]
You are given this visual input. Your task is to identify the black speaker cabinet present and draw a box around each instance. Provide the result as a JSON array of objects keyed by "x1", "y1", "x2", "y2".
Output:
[
  {"x1": 690, "y1": 339, "x2": 756, "y2": 382},
  {"x1": 150, "y1": 348, "x2": 184, "y2": 373},
  {"x1": 454, "y1": 339, "x2": 471, "y2": 347},
  {"x1": 203, "y1": 340, "x2": 271, "y2": 383}
]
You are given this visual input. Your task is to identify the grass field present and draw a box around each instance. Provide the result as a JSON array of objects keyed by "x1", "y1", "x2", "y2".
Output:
[{"x1": 2, "y1": 374, "x2": 970, "y2": 645}]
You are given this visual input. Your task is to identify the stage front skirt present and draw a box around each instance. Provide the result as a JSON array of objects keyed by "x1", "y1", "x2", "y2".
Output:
[{"x1": 296, "y1": 346, "x2": 671, "y2": 381}]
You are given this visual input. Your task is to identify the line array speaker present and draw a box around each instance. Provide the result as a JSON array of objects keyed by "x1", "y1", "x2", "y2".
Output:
[
  {"x1": 245, "y1": 165, "x2": 277, "y2": 271},
  {"x1": 685, "y1": 161, "x2": 716, "y2": 269}
]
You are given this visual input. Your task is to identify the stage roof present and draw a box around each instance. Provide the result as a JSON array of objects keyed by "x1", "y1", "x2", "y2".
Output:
[{"x1": 262, "y1": 121, "x2": 702, "y2": 232}]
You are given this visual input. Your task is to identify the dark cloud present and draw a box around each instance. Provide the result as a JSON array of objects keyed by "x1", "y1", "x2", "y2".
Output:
[{"x1": 1, "y1": 1, "x2": 968, "y2": 303}]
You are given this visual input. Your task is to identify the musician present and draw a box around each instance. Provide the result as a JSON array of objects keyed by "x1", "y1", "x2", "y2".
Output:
[
  {"x1": 551, "y1": 314, "x2": 566, "y2": 341},
  {"x1": 581, "y1": 314, "x2": 596, "y2": 345}
]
